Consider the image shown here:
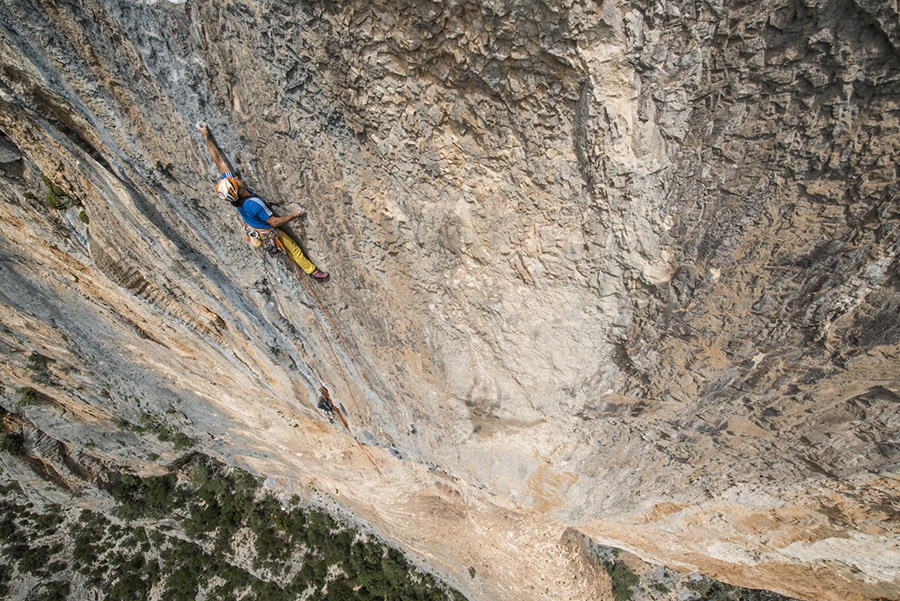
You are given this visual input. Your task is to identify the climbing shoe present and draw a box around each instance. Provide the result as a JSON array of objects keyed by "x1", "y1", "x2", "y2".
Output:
[{"x1": 310, "y1": 269, "x2": 329, "y2": 281}]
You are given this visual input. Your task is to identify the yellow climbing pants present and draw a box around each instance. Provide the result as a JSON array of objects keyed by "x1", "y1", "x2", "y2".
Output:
[{"x1": 276, "y1": 229, "x2": 315, "y2": 274}]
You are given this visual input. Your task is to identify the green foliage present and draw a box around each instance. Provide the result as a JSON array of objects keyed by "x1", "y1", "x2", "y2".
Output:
[
  {"x1": 78, "y1": 209, "x2": 90, "y2": 224},
  {"x1": 110, "y1": 471, "x2": 179, "y2": 519},
  {"x1": 688, "y1": 577, "x2": 797, "y2": 601},
  {"x1": 162, "y1": 539, "x2": 215, "y2": 601},
  {"x1": 601, "y1": 560, "x2": 640, "y2": 601},
  {"x1": 32, "y1": 504, "x2": 64, "y2": 534},
  {"x1": 35, "y1": 580, "x2": 70, "y2": 601},
  {"x1": 0, "y1": 453, "x2": 467, "y2": 601},
  {"x1": 0, "y1": 432, "x2": 25, "y2": 456},
  {"x1": 249, "y1": 495, "x2": 295, "y2": 569},
  {"x1": 72, "y1": 510, "x2": 110, "y2": 571},
  {"x1": 26, "y1": 352, "x2": 53, "y2": 384},
  {"x1": 16, "y1": 386, "x2": 41, "y2": 407},
  {"x1": 17, "y1": 543, "x2": 51, "y2": 576},
  {"x1": 41, "y1": 175, "x2": 71, "y2": 210},
  {"x1": 113, "y1": 555, "x2": 158, "y2": 600},
  {"x1": 115, "y1": 412, "x2": 194, "y2": 450},
  {"x1": 44, "y1": 192, "x2": 69, "y2": 210},
  {"x1": 170, "y1": 431, "x2": 194, "y2": 450},
  {"x1": 0, "y1": 508, "x2": 18, "y2": 540}
]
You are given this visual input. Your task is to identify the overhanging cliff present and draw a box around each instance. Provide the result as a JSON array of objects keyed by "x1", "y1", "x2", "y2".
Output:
[{"x1": 0, "y1": 0, "x2": 898, "y2": 599}]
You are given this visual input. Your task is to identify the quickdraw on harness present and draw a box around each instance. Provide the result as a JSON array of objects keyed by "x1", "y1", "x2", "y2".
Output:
[{"x1": 244, "y1": 224, "x2": 283, "y2": 256}]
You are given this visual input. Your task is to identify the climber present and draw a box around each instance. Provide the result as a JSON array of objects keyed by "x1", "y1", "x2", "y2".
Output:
[{"x1": 196, "y1": 122, "x2": 329, "y2": 281}]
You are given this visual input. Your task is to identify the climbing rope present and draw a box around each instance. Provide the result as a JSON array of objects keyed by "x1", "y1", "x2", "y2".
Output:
[
  {"x1": 319, "y1": 386, "x2": 383, "y2": 477},
  {"x1": 261, "y1": 250, "x2": 294, "y2": 332},
  {"x1": 296, "y1": 265, "x2": 373, "y2": 389},
  {"x1": 255, "y1": 232, "x2": 382, "y2": 476},
  {"x1": 281, "y1": 253, "x2": 366, "y2": 420}
]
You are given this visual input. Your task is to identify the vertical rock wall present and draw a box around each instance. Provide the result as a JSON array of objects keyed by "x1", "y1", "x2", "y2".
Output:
[{"x1": 0, "y1": 0, "x2": 897, "y2": 599}]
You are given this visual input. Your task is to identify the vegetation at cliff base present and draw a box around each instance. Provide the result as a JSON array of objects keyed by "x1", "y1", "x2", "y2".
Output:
[
  {"x1": 605, "y1": 559, "x2": 640, "y2": 601},
  {"x1": 594, "y1": 547, "x2": 640, "y2": 601},
  {"x1": 0, "y1": 432, "x2": 25, "y2": 456},
  {"x1": 591, "y1": 543, "x2": 800, "y2": 601},
  {"x1": 0, "y1": 455, "x2": 467, "y2": 600},
  {"x1": 686, "y1": 578, "x2": 798, "y2": 601}
]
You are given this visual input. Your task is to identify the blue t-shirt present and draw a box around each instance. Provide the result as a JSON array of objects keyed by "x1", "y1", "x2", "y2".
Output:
[{"x1": 237, "y1": 196, "x2": 273, "y2": 229}]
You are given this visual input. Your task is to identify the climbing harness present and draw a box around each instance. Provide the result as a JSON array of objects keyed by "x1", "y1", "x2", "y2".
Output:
[{"x1": 245, "y1": 224, "x2": 283, "y2": 256}]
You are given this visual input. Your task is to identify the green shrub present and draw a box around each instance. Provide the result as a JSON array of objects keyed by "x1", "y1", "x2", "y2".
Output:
[
  {"x1": 128, "y1": 413, "x2": 194, "y2": 450},
  {"x1": 162, "y1": 540, "x2": 215, "y2": 601},
  {"x1": 0, "y1": 453, "x2": 467, "y2": 601},
  {"x1": 16, "y1": 387, "x2": 41, "y2": 406},
  {"x1": 17, "y1": 543, "x2": 51, "y2": 576},
  {"x1": 108, "y1": 555, "x2": 159, "y2": 601},
  {"x1": 32, "y1": 506, "x2": 64, "y2": 534},
  {"x1": 41, "y1": 176, "x2": 71, "y2": 210},
  {"x1": 26, "y1": 352, "x2": 53, "y2": 384},
  {"x1": 171, "y1": 432, "x2": 194, "y2": 450},
  {"x1": 0, "y1": 432, "x2": 25, "y2": 456},
  {"x1": 687, "y1": 577, "x2": 797, "y2": 601},
  {"x1": 111, "y1": 472, "x2": 178, "y2": 519},
  {"x1": 602, "y1": 560, "x2": 640, "y2": 601},
  {"x1": 37, "y1": 579, "x2": 70, "y2": 601},
  {"x1": 45, "y1": 191, "x2": 69, "y2": 209},
  {"x1": 0, "y1": 511, "x2": 18, "y2": 540}
]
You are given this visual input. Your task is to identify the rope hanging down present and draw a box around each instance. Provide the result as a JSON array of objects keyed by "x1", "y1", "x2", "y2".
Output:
[
  {"x1": 282, "y1": 253, "x2": 366, "y2": 419},
  {"x1": 259, "y1": 241, "x2": 382, "y2": 477},
  {"x1": 319, "y1": 386, "x2": 382, "y2": 477}
]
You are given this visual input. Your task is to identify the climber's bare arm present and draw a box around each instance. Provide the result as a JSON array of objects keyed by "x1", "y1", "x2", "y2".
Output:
[
  {"x1": 265, "y1": 208, "x2": 306, "y2": 228},
  {"x1": 196, "y1": 122, "x2": 230, "y2": 175}
]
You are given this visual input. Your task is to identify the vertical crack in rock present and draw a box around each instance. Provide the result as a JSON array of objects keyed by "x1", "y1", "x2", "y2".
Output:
[{"x1": 573, "y1": 78, "x2": 596, "y2": 196}]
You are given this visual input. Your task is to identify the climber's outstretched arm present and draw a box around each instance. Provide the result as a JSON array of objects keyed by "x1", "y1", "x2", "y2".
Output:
[
  {"x1": 265, "y1": 208, "x2": 306, "y2": 228},
  {"x1": 196, "y1": 122, "x2": 230, "y2": 175}
]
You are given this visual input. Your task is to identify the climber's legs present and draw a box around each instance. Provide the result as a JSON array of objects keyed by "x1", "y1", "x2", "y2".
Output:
[{"x1": 276, "y1": 229, "x2": 316, "y2": 275}]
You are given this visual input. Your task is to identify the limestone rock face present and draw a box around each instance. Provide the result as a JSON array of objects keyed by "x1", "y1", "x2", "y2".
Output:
[{"x1": 0, "y1": 0, "x2": 897, "y2": 600}]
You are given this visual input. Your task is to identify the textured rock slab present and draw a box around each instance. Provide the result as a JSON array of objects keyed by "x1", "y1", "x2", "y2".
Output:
[{"x1": 0, "y1": 0, "x2": 897, "y2": 599}]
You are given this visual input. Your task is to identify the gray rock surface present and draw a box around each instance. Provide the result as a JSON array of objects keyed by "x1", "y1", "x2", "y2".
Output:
[{"x1": 0, "y1": 0, "x2": 897, "y2": 599}]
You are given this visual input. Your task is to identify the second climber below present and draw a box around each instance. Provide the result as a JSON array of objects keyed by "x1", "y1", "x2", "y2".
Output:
[{"x1": 196, "y1": 121, "x2": 329, "y2": 281}]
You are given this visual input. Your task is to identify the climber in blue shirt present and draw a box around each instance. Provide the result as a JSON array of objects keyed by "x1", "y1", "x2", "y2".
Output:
[
  {"x1": 197, "y1": 122, "x2": 328, "y2": 280},
  {"x1": 236, "y1": 195, "x2": 279, "y2": 230}
]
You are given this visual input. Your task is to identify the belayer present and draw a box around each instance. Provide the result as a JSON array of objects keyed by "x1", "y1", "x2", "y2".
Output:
[{"x1": 196, "y1": 122, "x2": 329, "y2": 280}]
